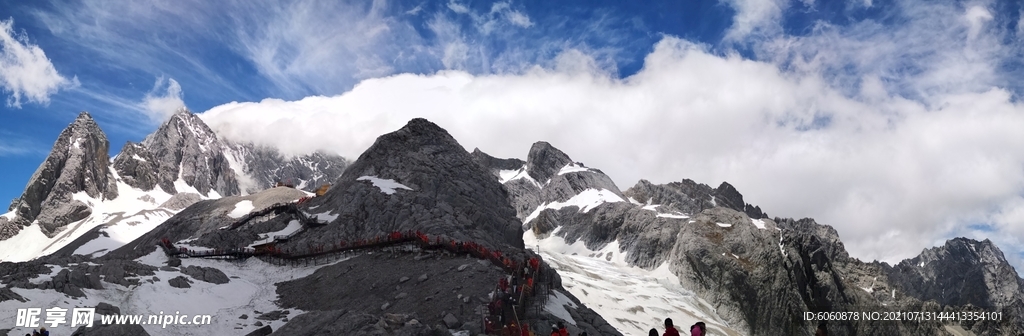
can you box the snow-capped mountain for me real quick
[476,142,1024,336]
[1,118,617,336]
[0,109,347,263]
[1,116,1021,336]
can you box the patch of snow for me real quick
[1,211,14,221]
[778,232,788,257]
[656,213,689,219]
[751,218,766,229]
[357,176,413,195]
[523,189,624,224]
[227,200,255,218]
[861,287,874,293]
[716,222,733,228]
[710,196,717,207]
[498,165,543,188]
[892,289,896,299]
[544,290,579,325]
[557,162,591,175]
[919,261,925,268]
[249,220,303,247]
[304,212,339,224]
[627,197,642,205]
[642,203,660,211]
[132,154,147,162]
[73,209,174,258]
[524,230,738,336]
[222,145,259,196]
[730,253,739,259]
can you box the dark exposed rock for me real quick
[256,310,288,320]
[168,276,192,288]
[95,302,120,315]
[244,325,273,336]
[525,141,573,184]
[0,287,27,302]
[470,148,525,172]
[180,265,229,284]
[4,111,118,239]
[111,141,158,191]
[286,118,524,251]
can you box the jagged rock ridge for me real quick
[1,112,118,239]
[475,143,1024,336]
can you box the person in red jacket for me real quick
[662,318,680,336]
[557,322,569,336]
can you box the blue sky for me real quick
[2,0,1024,273]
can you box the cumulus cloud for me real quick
[140,77,185,122]
[0,18,77,108]
[200,34,1024,274]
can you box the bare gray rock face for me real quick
[3,112,118,238]
[525,141,573,183]
[111,141,158,191]
[140,109,240,197]
[180,265,229,284]
[624,179,767,219]
[475,143,624,220]
[287,118,524,251]
[168,276,192,288]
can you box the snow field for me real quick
[357,176,414,195]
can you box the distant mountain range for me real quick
[0,114,1020,336]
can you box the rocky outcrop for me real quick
[3,112,118,239]
[623,179,767,219]
[111,141,158,191]
[477,143,623,220]
[525,141,573,184]
[180,265,229,284]
[158,192,202,211]
[139,109,239,197]
[471,148,525,172]
[288,118,524,250]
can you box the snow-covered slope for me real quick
[0,171,210,262]
[525,229,742,336]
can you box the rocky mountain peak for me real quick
[135,109,239,196]
[889,237,1024,312]
[471,148,525,172]
[297,118,524,250]
[0,111,118,239]
[525,141,573,183]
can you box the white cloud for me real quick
[722,0,789,41]
[0,18,77,108]
[964,5,993,40]
[447,0,470,14]
[140,77,185,122]
[199,34,1024,275]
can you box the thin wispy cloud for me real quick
[0,18,77,108]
